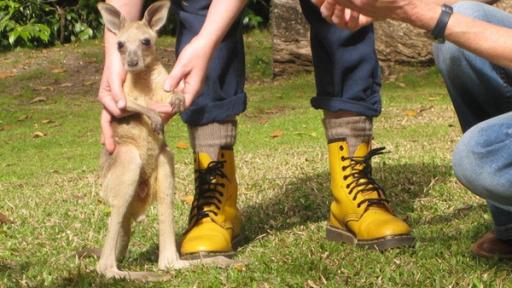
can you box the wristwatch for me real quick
[430,4,454,43]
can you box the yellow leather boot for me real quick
[180,147,241,259]
[326,138,414,250]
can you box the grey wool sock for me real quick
[322,113,373,155]
[187,120,237,161]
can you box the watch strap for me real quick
[431,4,454,43]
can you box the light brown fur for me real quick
[96,1,233,281]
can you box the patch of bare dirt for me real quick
[0,41,178,101]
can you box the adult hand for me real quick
[163,36,214,109]
[98,54,127,153]
[317,0,373,31]
[312,0,417,23]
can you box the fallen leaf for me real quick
[51,68,66,73]
[0,213,13,225]
[271,129,283,138]
[0,71,16,79]
[404,110,417,117]
[59,82,73,87]
[34,85,54,92]
[41,119,54,124]
[233,262,246,272]
[29,96,47,104]
[84,80,96,86]
[17,114,30,121]
[32,131,46,138]
[396,82,406,88]
[258,118,268,125]
[176,142,189,149]
[306,280,320,288]
[181,195,194,205]
[418,105,434,113]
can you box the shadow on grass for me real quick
[240,161,477,243]
[44,161,503,286]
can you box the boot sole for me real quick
[326,225,415,251]
[180,235,243,260]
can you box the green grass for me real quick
[1,30,510,287]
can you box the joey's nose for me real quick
[127,59,139,67]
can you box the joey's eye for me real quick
[117,41,125,50]
[141,38,151,47]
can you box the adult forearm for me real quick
[402,1,512,68]
[195,0,248,51]
[433,0,499,6]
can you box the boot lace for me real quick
[186,160,227,231]
[341,147,389,208]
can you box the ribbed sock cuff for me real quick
[322,115,373,155]
[188,120,237,160]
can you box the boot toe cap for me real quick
[356,210,412,240]
[180,223,233,255]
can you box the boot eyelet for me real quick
[343,175,348,180]
[339,146,344,151]
[341,156,346,161]
[342,166,348,171]
[345,184,350,189]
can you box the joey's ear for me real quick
[97,2,126,34]
[143,0,171,32]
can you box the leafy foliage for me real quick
[0,0,103,50]
[0,0,56,48]
[243,0,270,31]
[0,0,270,51]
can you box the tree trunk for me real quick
[271,0,312,77]
[271,0,512,76]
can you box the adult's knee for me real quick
[452,124,512,205]
[433,41,466,75]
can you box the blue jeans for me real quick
[434,1,512,240]
[173,0,382,126]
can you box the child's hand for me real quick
[163,36,214,109]
[98,53,127,154]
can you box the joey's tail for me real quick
[102,269,172,282]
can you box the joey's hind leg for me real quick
[115,213,132,262]
[155,149,183,270]
[97,145,142,277]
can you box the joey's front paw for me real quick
[149,115,164,135]
[169,93,185,113]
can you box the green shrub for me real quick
[0,0,56,48]
[0,0,270,51]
